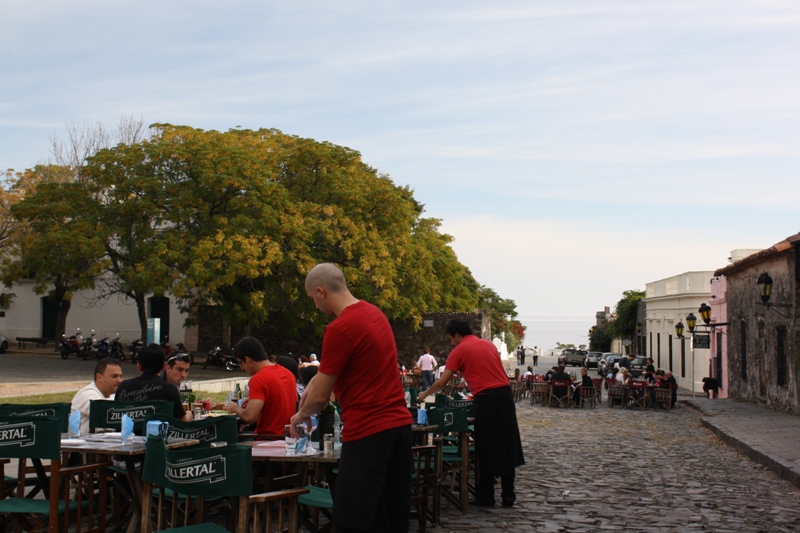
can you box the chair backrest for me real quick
[143,413,238,447]
[0,415,61,460]
[628,380,648,390]
[88,399,173,434]
[0,402,70,434]
[142,435,252,497]
[550,379,571,388]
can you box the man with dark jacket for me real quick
[115,343,190,421]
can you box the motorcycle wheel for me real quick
[81,349,89,361]
[203,359,210,369]
[225,360,241,372]
[60,345,69,359]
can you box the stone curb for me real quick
[681,399,800,489]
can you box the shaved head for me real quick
[305,263,348,293]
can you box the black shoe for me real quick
[469,499,495,508]
[501,494,516,507]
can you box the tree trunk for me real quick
[135,292,147,342]
[54,298,72,350]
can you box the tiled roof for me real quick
[714,231,800,277]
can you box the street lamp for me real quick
[675,304,730,398]
[698,303,712,325]
[756,272,772,304]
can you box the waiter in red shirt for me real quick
[419,318,525,507]
[291,263,412,533]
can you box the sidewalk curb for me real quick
[681,399,800,489]
[699,418,800,489]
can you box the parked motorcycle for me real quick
[129,338,144,365]
[160,336,172,357]
[109,334,126,361]
[79,330,98,361]
[60,328,81,360]
[174,342,193,363]
[94,334,111,359]
[203,345,240,371]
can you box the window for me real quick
[657,333,661,368]
[680,338,685,378]
[777,327,787,387]
[740,319,747,380]
[668,334,674,372]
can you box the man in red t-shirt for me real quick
[223,337,297,436]
[419,318,525,508]
[291,263,412,533]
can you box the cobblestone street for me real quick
[429,399,800,533]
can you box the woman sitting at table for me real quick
[572,367,594,406]
[615,367,631,385]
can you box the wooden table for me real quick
[61,434,199,533]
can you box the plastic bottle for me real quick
[404,388,411,408]
[333,408,341,446]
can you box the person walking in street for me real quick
[416,347,437,390]
[291,263,412,533]
[418,318,525,507]
[520,344,526,365]
[533,346,540,367]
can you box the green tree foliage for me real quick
[606,290,645,341]
[1,167,109,340]
[82,125,485,333]
[478,285,525,351]
[589,324,612,351]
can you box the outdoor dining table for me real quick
[244,440,341,493]
[60,433,199,533]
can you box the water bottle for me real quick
[404,388,411,408]
[333,408,341,446]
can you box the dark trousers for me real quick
[421,370,434,390]
[334,424,412,532]
[476,471,515,503]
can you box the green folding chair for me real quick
[0,403,71,434]
[141,436,308,533]
[0,403,71,500]
[142,413,238,448]
[88,399,173,434]
[0,416,110,533]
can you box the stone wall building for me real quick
[714,233,800,414]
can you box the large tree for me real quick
[83,125,484,334]
[606,289,645,348]
[1,168,109,341]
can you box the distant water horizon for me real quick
[516,315,595,354]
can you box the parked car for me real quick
[598,353,622,376]
[629,356,648,378]
[558,349,586,367]
[584,351,603,368]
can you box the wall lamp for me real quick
[756,272,792,317]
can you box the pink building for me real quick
[709,276,728,398]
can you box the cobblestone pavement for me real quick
[424,397,800,533]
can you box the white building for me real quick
[0,278,196,350]
[643,271,714,394]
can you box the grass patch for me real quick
[1,391,232,405]
[1,392,78,404]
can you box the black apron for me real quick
[473,386,525,476]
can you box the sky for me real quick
[2,1,799,346]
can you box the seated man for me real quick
[550,364,572,402]
[115,343,190,421]
[71,358,123,434]
[223,336,297,435]
[161,352,191,388]
[662,370,678,407]
[572,367,594,405]
[544,366,558,382]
